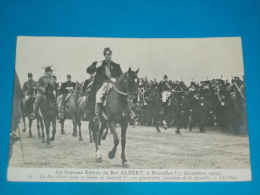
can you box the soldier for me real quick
[86,47,123,122]
[29,66,56,119]
[59,74,76,115]
[159,75,172,105]
[22,73,37,107]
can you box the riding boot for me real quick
[94,103,102,124]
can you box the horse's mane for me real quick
[116,72,128,84]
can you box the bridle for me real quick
[112,74,139,101]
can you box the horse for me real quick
[85,68,140,167]
[20,84,44,138]
[76,81,95,143]
[154,82,184,134]
[39,83,58,146]
[57,82,85,140]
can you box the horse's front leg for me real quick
[29,119,33,138]
[50,117,56,141]
[88,122,93,143]
[39,116,45,143]
[36,117,41,139]
[101,125,110,140]
[72,115,78,137]
[45,120,51,147]
[60,118,65,135]
[90,120,102,162]
[121,118,130,167]
[108,121,119,159]
[78,115,83,141]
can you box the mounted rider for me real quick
[22,73,37,107]
[29,66,56,119]
[59,74,76,117]
[86,47,123,122]
[159,75,172,104]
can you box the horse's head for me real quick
[124,67,140,100]
[45,83,56,100]
[74,81,83,96]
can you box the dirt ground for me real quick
[9,120,251,169]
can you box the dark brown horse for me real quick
[57,82,84,140]
[20,97,44,138]
[39,83,58,146]
[86,68,140,167]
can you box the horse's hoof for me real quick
[38,135,41,139]
[22,128,26,132]
[175,131,182,135]
[61,131,65,135]
[96,157,102,163]
[157,130,161,133]
[122,161,130,168]
[72,132,77,137]
[46,144,51,148]
[163,126,167,130]
[90,139,93,143]
[108,151,115,159]
[41,139,46,143]
[101,136,106,140]
[50,137,55,141]
[29,134,33,138]
[79,137,83,141]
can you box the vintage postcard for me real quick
[8,37,250,182]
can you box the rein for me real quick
[112,76,138,100]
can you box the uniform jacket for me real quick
[22,80,37,96]
[87,60,123,95]
[36,75,56,94]
[60,81,76,95]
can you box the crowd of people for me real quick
[132,74,247,134]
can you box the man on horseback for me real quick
[29,66,56,119]
[159,75,172,105]
[86,47,123,123]
[22,73,37,107]
[59,74,76,117]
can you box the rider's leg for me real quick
[29,93,43,120]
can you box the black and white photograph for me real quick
[8,36,250,182]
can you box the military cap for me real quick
[163,75,168,79]
[103,47,112,56]
[45,66,54,72]
[28,72,33,78]
[190,81,196,86]
[67,74,71,79]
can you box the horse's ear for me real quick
[135,68,139,75]
[128,67,132,74]
[76,81,79,85]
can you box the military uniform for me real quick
[59,80,76,111]
[33,74,56,110]
[22,79,37,107]
[86,60,123,112]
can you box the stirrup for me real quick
[29,113,36,120]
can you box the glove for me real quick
[111,78,116,83]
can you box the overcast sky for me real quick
[15,36,245,85]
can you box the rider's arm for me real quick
[36,77,45,93]
[87,61,101,74]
